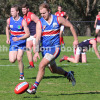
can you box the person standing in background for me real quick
[22,3,39,69]
[55,5,69,47]
[94,11,100,34]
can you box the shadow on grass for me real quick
[27,76,64,79]
[47,91,100,96]
[60,91,100,95]
[24,95,40,99]
[0,58,9,60]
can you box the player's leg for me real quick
[26,36,35,68]
[27,57,50,94]
[49,60,76,86]
[95,26,100,34]
[9,51,17,63]
[17,49,24,80]
[81,53,87,63]
[95,29,99,34]
[9,35,18,63]
[68,54,80,63]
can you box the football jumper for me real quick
[40,15,61,58]
[23,12,36,36]
[97,15,100,25]
[9,16,26,51]
[55,11,65,17]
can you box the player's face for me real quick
[40,8,50,20]
[10,8,18,18]
[98,12,100,16]
[58,6,62,12]
[22,8,28,15]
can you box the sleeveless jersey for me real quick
[78,38,96,50]
[23,12,36,35]
[40,15,60,47]
[55,11,65,17]
[97,15,100,25]
[9,16,25,35]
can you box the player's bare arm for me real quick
[58,17,78,46]
[31,14,39,24]
[90,40,100,59]
[6,18,10,44]
[33,21,42,62]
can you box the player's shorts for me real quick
[74,47,85,55]
[9,35,26,51]
[60,25,64,31]
[42,46,61,62]
[96,25,100,29]
[27,35,36,44]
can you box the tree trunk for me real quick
[85,25,91,36]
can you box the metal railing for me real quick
[0,20,95,36]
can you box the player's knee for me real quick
[39,63,45,71]
[9,59,16,63]
[17,57,22,62]
[74,60,79,63]
[82,61,86,63]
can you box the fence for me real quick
[0,20,95,36]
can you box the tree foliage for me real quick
[0,0,100,35]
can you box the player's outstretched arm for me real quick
[6,18,10,44]
[58,17,78,47]
[33,21,42,62]
[91,40,100,59]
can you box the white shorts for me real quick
[74,47,85,55]
[44,53,56,67]
[27,36,36,44]
[60,25,64,31]
[96,25,100,29]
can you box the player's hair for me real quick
[11,4,20,12]
[22,2,29,9]
[39,3,50,11]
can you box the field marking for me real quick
[0,65,17,66]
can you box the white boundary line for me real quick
[0,63,89,67]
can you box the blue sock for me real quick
[20,73,24,76]
[33,81,39,89]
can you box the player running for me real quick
[6,5,30,80]
[22,3,39,69]
[26,3,78,94]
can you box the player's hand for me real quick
[33,52,40,62]
[33,34,36,38]
[6,39,10,44]
[73,40,78,48]
[13,37,19,41]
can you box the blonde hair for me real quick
[39,3,50,11]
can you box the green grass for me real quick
[0,35,100,100]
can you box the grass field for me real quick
[0,35,100,100]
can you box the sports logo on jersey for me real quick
[53,23,58,28]
[61,14,64,16]
[10,25,13,28]
[43,25,46,30]
[18,25,22,29]
[27,18,30,22]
